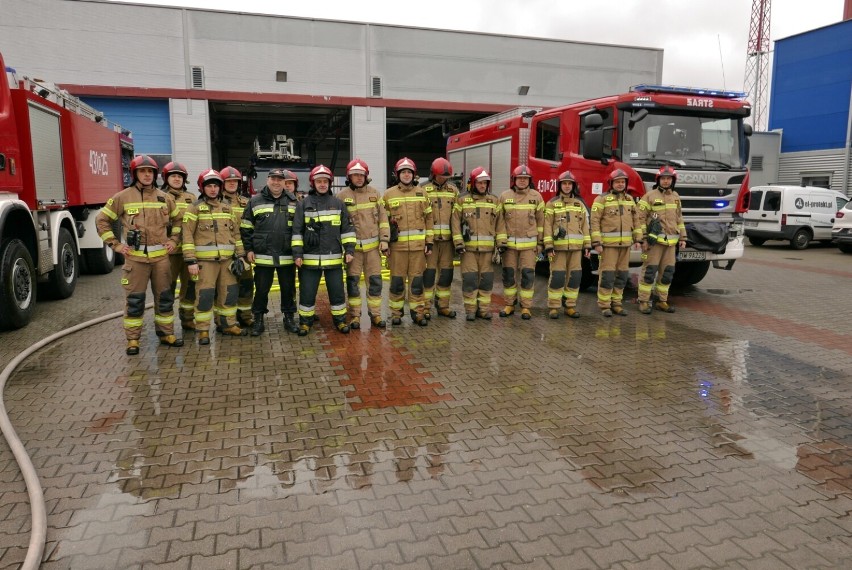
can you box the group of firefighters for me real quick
[96,155,687,356]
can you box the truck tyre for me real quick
[672,260,710,289]
[790,228,811,250]
[44,227,78,299]
[748,237,766,246]
[838,243,852,254]
[83,242,116,275]
[0,239,36,330]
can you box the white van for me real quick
[744,185,849,250]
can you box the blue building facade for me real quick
[768,19,852,193]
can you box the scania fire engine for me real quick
[0,51,132,329]
[447,85,753,288]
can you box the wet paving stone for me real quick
[2,245,852,569]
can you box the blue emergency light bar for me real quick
[632,84,747,99]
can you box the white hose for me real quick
[0,309,126,570]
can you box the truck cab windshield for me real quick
[620,110,746,171]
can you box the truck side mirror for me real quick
[744,123,753,136]
[583,129,605,162]
[583,113,603,129]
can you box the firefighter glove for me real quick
[456,245,466,254]
[554,226,566,239]
[230,257,246,277]
[389,219,399,243]
[545,246,554,256]
[425,243,433,254]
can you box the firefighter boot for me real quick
[369,313,386,328]
[639,301,652,315]
[283,313,299,334]
[159,335,184,347]
[466,313,476,321]
[126,340,140,356]
[181,320,196,333]
[601,308,613,317]
[437,308,456,318]
[414,314,429,327]
[612,306,628,317]
[565,307,580,319]
[391,317,402,326]
[335,319,350,334]
[221,324,248,336]
[199,331,210,345]
[298,323,310,336]
[656,301,676,313]
[251,314,265,336]
[476,310,493,320]
[549,309,560,319]
[349,317,360,330]
[499,305,515,317]
[521,308,532,320]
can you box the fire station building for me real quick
[2,0,662,190]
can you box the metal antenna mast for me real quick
[744,0,771,131]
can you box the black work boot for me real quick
[251,313,265,336]
[283,313,299,334]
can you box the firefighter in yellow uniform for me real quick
[637,165,687,314]
[590,169,643,317]
[337,158,390,329]
[451,167,499,320]
[543,170,591,319]
[96,155,184,355]
[496,165,544,320]
[382,157,434,326]
[182,169,249,344]
[422,157,460,319]
[161,161,197,332]
[220,166,254,327]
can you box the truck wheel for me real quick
[748,237,766,246]
[44,227,78,299]
[0,239,36,330]
[83,242,116,274]
[671,261,710,289]
[838,243,852,254]
[790,228,811,250]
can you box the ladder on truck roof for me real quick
[15,73,131,136]
[469,107,542,130]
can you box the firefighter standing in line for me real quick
[382,158,434,326]
[241,168,301,335]
[220,166,254,327]
[590,169,643,317]
[451,167,499,321]
[543,170,591,319]
[292,165,356,336]
[96,155,184,355]
[637,165,687,314]
[161,161,198,332]
[496,165,544,320]
[182,169,248,343]
[422,157,460,319]
[337,158,390,329]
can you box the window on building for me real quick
[801,174,830,189]
[534,116,560,162]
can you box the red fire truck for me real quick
[447,85,753,288]
[0,51,132,329]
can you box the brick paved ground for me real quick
[1,243,851,569]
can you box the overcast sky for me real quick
[111,0,846,90]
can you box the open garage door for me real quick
[210,102,351,194]
[385,109,489,187]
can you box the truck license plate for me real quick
[744,221,758,227]
[677,251,707,261]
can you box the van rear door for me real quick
[809,192,839,240]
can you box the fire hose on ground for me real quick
[0,308,133,570]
